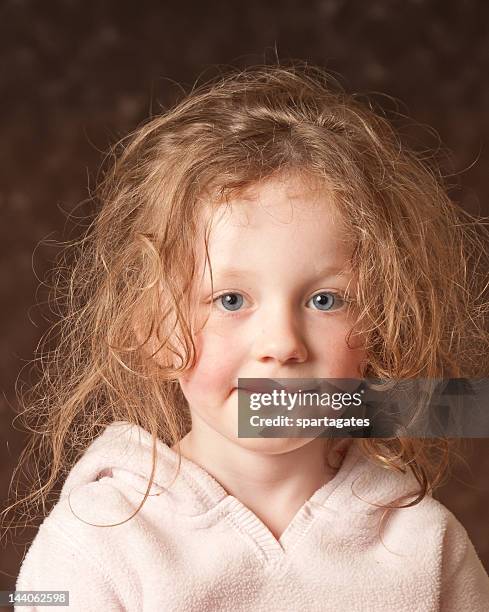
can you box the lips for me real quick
[237,378,319,394]
[271,379,319,394]
[279,385,319,394]
[237,379,279,394]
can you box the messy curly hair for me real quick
[2,61,488,535]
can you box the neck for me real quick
[172,416,347,540]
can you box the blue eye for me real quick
[216,293,244,311]
[307,292,342,311]
[212,291,345,314]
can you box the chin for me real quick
[230,435,316,455]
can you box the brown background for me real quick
[1,0,489,598]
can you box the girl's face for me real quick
[178,172,366,453]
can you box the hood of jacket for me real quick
[59,420,422,525]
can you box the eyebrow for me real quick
[210,264,350,281]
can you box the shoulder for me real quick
[16,478,152,610]
[379,490,471,553]
[43,469,168,551]
[382,493,489,598]
[345,448,480,553]
[347,453,486,572]
[423,498,489,584]
[419,497,489,609]
[385,493,476,548]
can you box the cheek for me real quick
[179,329,239,398]
[312,324,367,377]
[330,346,366,377]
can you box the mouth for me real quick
[236,380,278,395]
[236,379,319,395]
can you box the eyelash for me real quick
[211,290,350,317]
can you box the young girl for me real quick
[4,63,489,611]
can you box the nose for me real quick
[251,304,308,364]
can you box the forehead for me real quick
[211,171,340,219]
[197,173,353,269]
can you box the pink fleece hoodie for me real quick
[15,421,489,611]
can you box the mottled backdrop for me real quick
[1,0,488,598]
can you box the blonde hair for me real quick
[2,62,488,536]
